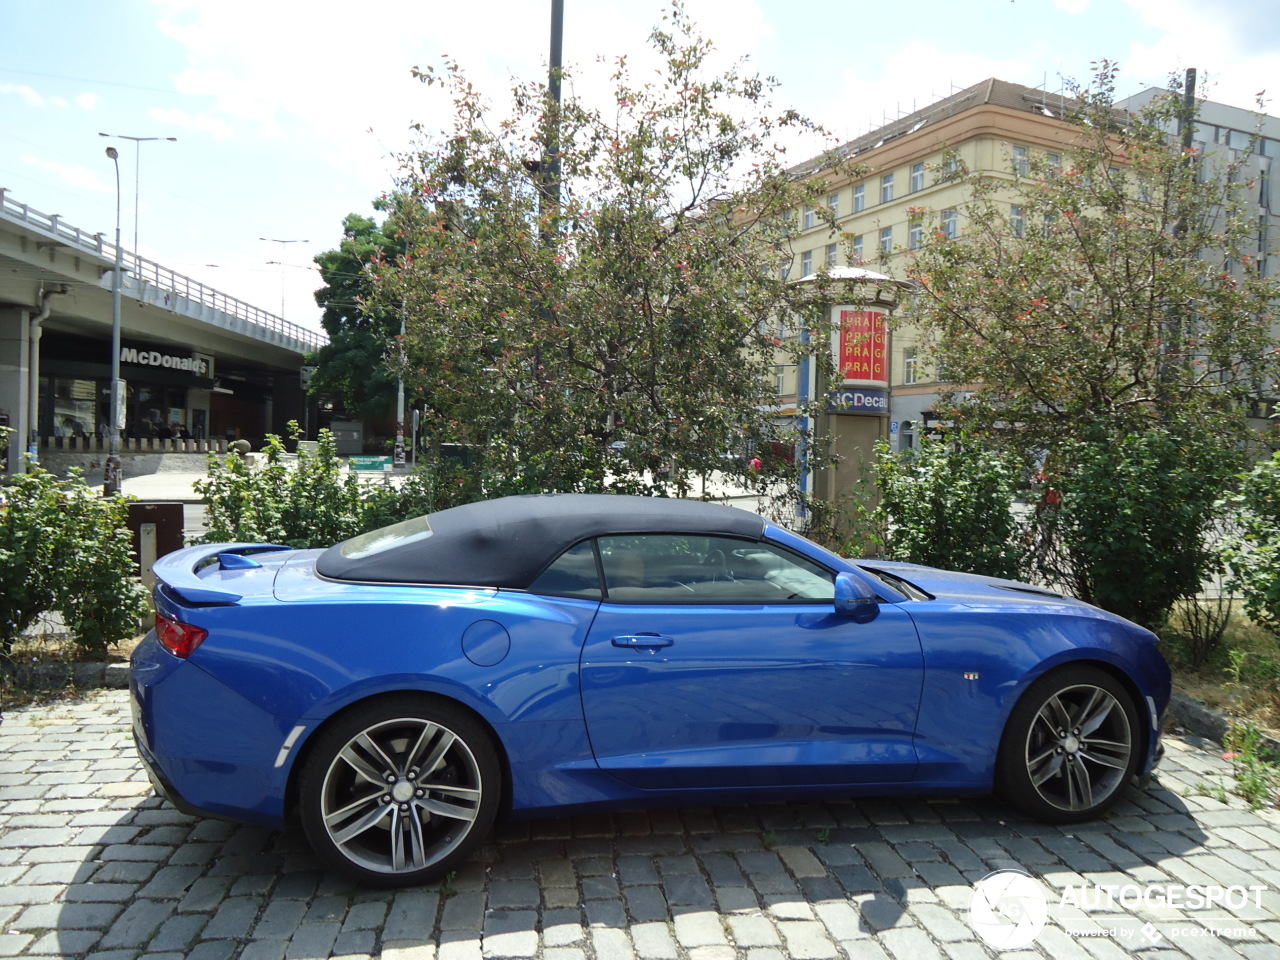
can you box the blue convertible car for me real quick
[131,494,1170,887]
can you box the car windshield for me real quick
[856,564,933,601]
[338,516,433,560]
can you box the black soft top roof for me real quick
[315,493,767,588]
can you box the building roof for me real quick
[791,78,1080,177]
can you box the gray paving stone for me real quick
[728,912,783,947]
[148,912,209,952]
[674,909,730,948]
[481,909,538,957]
[385,889,440,940]
[98,897,177,948]
[623,884,670,923]
[590,926,637,960]
[201,895,263,939]
[284,920,340,959]
[583,897,627,928]
[26,929,102,955]
[253,898,308,939]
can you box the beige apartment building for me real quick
[773,77,1279,505]
[774,77,1086,502]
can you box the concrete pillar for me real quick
[0,307,30,476]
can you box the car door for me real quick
[579,534,924,789]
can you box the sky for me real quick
[3,0,1279,336]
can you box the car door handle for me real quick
[612,634,674,648]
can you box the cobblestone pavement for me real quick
[3,691,1280,960]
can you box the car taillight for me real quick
[155,614,209,659]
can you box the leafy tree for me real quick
[370,5,848,500]
[308,204,408,421]
[898,65,1280,626]
[903,64,1279,450]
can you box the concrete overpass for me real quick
[0,188,327,473]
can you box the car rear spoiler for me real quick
[152,543,292,604]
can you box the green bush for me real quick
[0,467,149,658]
[1032,428,1234,631]
[198,425,485,549]
[1222,450,1280,635]
[874,434,1025,579]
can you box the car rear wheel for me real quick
[997,665,1140,823]
[299,696,500,887]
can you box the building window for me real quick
[879,226,893,256]
[826,242,838,267]
[829,193,840,218]
[1045,152,1061,177]
[908,223,923,249]
[1010,205,1025,238]
[910,162,925,193]
[801,249,813,275]
[852,234,864,262]
[941,209,958,240]
[1012,145,1030,177]
[880,173,894,204]
[853,184,865,213]
[802,207,815,230]
[903,347,919,385]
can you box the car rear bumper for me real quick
[130,633,297,829]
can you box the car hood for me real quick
[858,560,1136,620]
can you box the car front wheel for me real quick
[997,665,1140,823]
[299,696,501,887]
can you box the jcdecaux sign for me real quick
[829,388,888,414]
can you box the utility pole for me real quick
[104,147,124,496]
[98,133,176,264]
[260,237,309,318]
[395,300,406,468]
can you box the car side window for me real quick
[598,535,835,604]
[528,541,602,599]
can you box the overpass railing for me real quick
[0,188,326,353]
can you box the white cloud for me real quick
[1121,0,1280,111]
[1,84,46,108]
[75,93,100,110]
[820,43,1032,143]
[23,155,113,194]
[146,106,234,141]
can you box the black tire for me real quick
[996,665,1141,823]
[298,695,501,888]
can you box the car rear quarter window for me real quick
[338,515,433,560]
[527,541,603,599]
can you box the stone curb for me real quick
[3,660,131,691]
[1167,690,1280,757]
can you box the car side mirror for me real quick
[834,572,879,622]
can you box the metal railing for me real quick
[0,188,327,353]
[37,434,228,455]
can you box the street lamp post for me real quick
[97,133,176,263]
[104,147,124,497]
[260,237,309,318]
